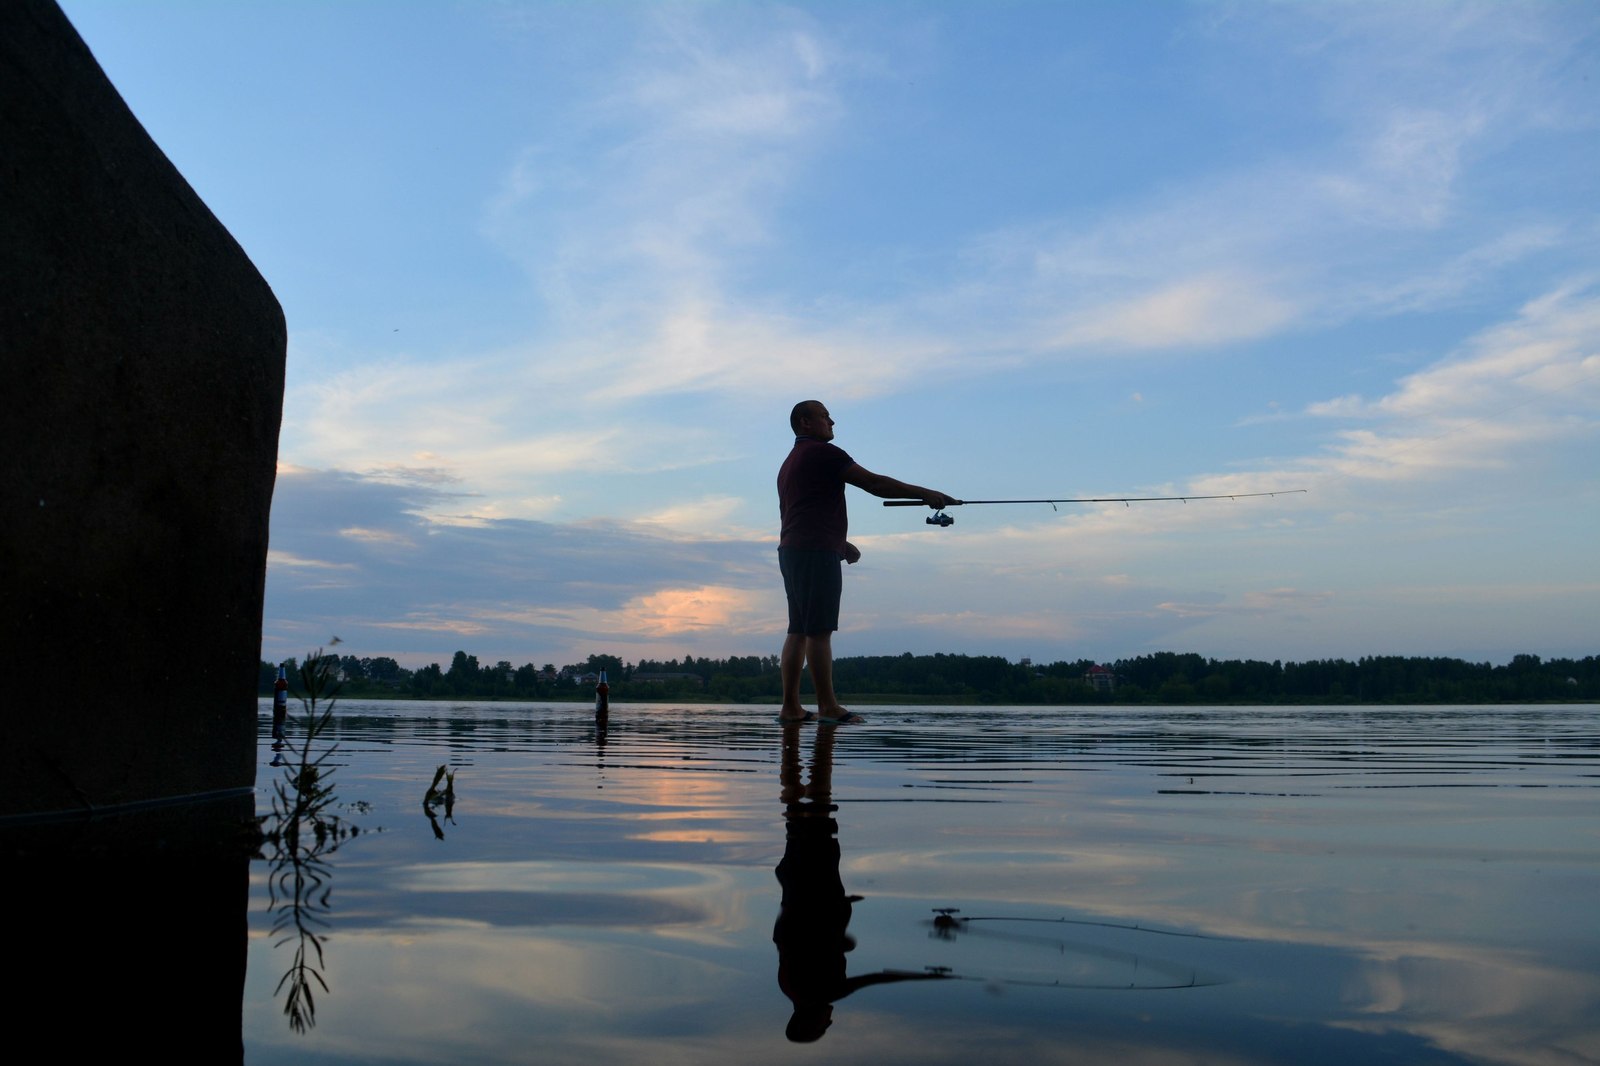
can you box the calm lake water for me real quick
[247,701,1599,1065]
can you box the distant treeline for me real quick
[259,650,1599,705]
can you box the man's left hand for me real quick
[843,541,861,565]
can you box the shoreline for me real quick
[260,692,1599,708]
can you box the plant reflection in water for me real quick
[257,644,362,1034]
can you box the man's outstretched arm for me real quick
[843,464,957,510]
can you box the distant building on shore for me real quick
[631,672,705,688]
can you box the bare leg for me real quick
[780,632,809,720]
[806,633,851,719]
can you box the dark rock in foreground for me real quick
[0,0,285,819]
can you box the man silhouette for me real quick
[776,400,955,724]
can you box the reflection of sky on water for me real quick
[247,703,1599,1064]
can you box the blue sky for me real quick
[62,1,1598,670]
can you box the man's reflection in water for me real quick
[774,723,943,1042]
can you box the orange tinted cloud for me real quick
[625,586,766,635]
[476,585,774,641]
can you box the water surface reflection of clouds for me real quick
[246,702,1599,1065]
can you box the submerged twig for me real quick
[423,765,458,840]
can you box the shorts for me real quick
[779,548,841,635]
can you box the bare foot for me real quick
[818,708,865,724]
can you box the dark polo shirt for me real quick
[777,437,856,554]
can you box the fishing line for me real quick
[882,362,1595,526]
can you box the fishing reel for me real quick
[931,907,964,939]
[927,510,954,527]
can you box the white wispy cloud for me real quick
[483,6,841,312]
[1297,282,1600,485]
[1050,274,1297,351]
[634,495,760,540]
[266,550,357,571]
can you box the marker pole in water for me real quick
[272,664,288,741]
[595,669,610,724]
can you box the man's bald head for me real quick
[790,400,827,434]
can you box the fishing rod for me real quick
[883,967,1223,991]
[930,908,1227,941]
[885,489,1306,526]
